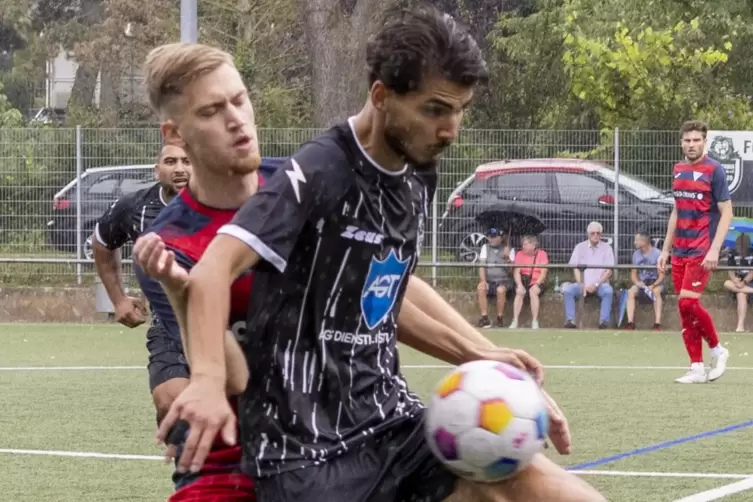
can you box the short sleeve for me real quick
[711,164,731,203]
[604,244,615,266]
[568,243,580,266]
[539,250,549,265]
[479,244,488,262]
[217,143,347,273]
[631,250,640,266]
[134,247,195,341]
[94,195,134,250]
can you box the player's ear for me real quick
[369,81,387,112]
[160,121,185,149]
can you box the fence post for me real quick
[431,189,438,288]
[613,127,620,277]
[75,125,82,285]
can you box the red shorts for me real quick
[671,256,711,294]
[169,471,254,501]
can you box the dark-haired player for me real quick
[93,144,191,329]
[659,120,732,384]
[132,42,285,501]
[155,6,604,502]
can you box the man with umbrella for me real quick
[476,227,515,328]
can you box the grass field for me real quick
[0,323,752,501]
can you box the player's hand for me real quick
[657,251,670,273]
[476,347,544,386]
[703,248,720,271]
[541,389,571,455]
[133,233,189,292]
[114,296,146,328]
[156,375,236,473]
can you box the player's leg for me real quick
[447,454,605,502]
[651,285,663,328]
[528,284,542,329]
[681,258,728,381]
[625,285,639,327]
[673,258,708,383]
[147,333,191,421]
[389,413,604,502]
[510,285,525,329]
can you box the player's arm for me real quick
[478,244,487,282]
[661,207,678,255]
[710,165,733,254]
[187,154,338,384]
[93,195,145,327]
[569,245,582,284]
[134,246,248,395]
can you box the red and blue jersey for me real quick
[136,157,285,344]
[672,155,730,257]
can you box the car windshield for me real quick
[597,168,665,200]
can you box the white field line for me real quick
[0,448,753,484]
[0,448,750,484]
[673,477,753,502]
[3,364,753,372]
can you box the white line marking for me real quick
[0,448,162,461]
[0,447,748,482]
[673,477,753,501]
[575,470,751,480]
[0,366,143,371]
[3,364,753,372]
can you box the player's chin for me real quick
[229,154,261,175]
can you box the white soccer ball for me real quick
[424,360,549,482]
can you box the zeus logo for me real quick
[286,159,306,203]
[341,225,385,245]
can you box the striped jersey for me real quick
[672,155,730,257]
[218,118,436,476]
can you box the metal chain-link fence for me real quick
[0,126,723,290]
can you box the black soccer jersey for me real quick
[218,118,436,476]
[94,182,168,251]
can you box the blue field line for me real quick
[567,420,753,471]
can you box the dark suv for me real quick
[46,165,156,259]
[439,159,673,264]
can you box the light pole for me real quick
[181,0,198,43]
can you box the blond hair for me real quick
[143,43,235,118]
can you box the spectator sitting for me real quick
[624,231,665,330]
[509,235,548,330]
[563,221,615,329]
[477,228,515,328]
[723,233,753,332]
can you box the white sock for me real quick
[690,362,705,371]
[710,345,725,357]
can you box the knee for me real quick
[600,284,613,297]
[477,282,487,292]
[496,287,507,297]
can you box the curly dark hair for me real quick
[365,4,488,94]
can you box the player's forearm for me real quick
[397,299,483,365]
[662,209,678,254]
[185,261,230,382]
[93,243,127,304]
[405,276,495,350]
[573,269,582,284]
[711,202,734,252]
[536,269,548,285]
[162,285,190,349]
[598,270,611,284]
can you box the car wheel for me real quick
[456,225,487,263]
[83,234,94,261]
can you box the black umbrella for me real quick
[475,206,547,238]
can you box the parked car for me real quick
[439,159,673,264]
[46,165,156,259]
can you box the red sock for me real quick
[689,300,720,349]
[678,298,703,363]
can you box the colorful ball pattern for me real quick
[424,360,549,482]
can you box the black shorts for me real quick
[520,275,546,295]
[145,322,189,392]
[487,279,513,297]
[253,412,458,502]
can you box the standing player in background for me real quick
[154,6,604,502]
[132,42,286,501]
[659,120,732,384]
[93,144,191,329]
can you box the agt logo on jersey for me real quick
[361,249,411,330]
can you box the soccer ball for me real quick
[424,360,549,482]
